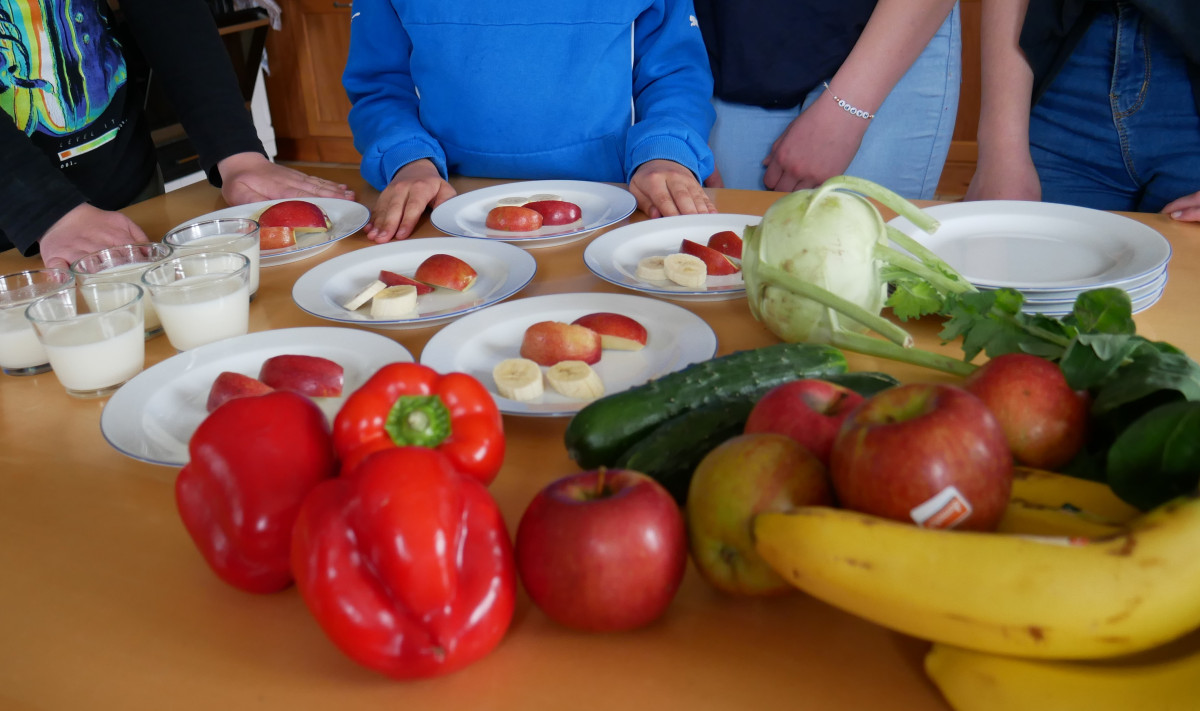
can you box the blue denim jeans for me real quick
[708,3,961,198]
[1030,3,1200,212]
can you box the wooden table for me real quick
[3,167,1197,710]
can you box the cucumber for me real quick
[564,342,848,469]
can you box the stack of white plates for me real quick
[888,201,1172,317]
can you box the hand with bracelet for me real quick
[762,81,876,193]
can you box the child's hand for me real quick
[366,159,456,242]
[629,159,717,219]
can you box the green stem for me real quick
[758,263,913,347]
[990,307,1074,349]
[829,330,979,378]
[824,175,941,236]
[877,244,975,297]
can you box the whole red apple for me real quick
[963,353,1089,470]
[514,469,687,632]
[830,383,1013,531]
[743,378,865,465]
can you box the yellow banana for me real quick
[995,498,1124,538]
[753,492,1200,659]
[924,632,1200,711]
[1009,466,1141,523]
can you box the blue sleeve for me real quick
[342,0,448,189]
[626,0,716,182]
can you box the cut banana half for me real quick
[494,196,529,207]
[663,253,707,289]
[635,255,668,282]
[342,279,387,311]
[546,360,604,400]
[369,284,418,318]
[526,193,562,202]
[492,358,544,401]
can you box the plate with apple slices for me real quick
[100,327,412,467]
[169,197,369,267]
[419,292,718,417]
[291,237,537,330]
[430,180,637,249]
[583,214,759,301]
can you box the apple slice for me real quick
[520,321,602,366]
[523,200,582,226]
[206,371,274,413]
[378,270,434,295]
[707,230,743,260]
[257,200,332,233]
[680,238,740,275]
[486,205,543,232]
[571,312,647,351]
[258,354,344,397]
[415,253,477,291]
[259,226,297,250]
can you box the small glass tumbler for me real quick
[70,242,174,339]
[141,251,251,352]
[0,268,75,376]
[25,281,146,398]
[163,218,261,297]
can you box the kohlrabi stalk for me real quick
[741,175,978,376]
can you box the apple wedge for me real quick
[258,354,344,397]
[486,205,543,232]
[520,321,602,366]
[206,371,274,413]
[257,200,332,233]
[379,270,434,295]
[415,253,477,291]
[523,200,582,226]
[259,226,297,250]
[572,312,647,351]
[707,230,743,260]
[680,238,740,275]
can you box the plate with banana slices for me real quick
[291,237,537,330]
[583,214,759,301]
[419,292,718,417]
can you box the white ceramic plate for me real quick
[100,327,412,467]
[169,198,370,267]
[1016,268,1168,306]
[887,201,1172,291]
[430,180,637,249]
[419,292,718,417]
[1020,284,1165,317]
[291,237,537,330]
[582,214,758,301]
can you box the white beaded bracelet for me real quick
[823,82,875,120]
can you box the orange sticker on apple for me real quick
[909,486,973,530]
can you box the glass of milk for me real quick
[141,251,251,352]
[70,242,174,340]
[25,281,146,398]
[162,218,260,297]
[0,268,76,376]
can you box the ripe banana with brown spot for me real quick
[1009,466,1142,523]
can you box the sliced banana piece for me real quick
[526,193,561,202]
[369,284,418,318]
[663,253,707,289]
[635,255,668,282]
[495,196,529,207]
[493,358,544,401]
[343,279,387,311]
[546,360,604,400]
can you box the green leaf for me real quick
[1072,288,1136,335]
[1091,341,1200,413]
[1058,333,1141,391]
[1107,401,1200,511]
[887,279,943,320]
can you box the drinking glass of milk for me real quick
[162,218,260,297]
[25,281,146,398]
[0,268,75,376]
[141,251,251,351]
[70,243,174,339]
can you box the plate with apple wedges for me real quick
[168,197,370,267]
[430,180,638,249]
[419,292,717,417]
[583,213,759,301]
[291,237,537,330]
[101,327,413,467]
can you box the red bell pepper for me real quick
[176,390,337,593]
[332,362,505,484]
[291,446,516,679]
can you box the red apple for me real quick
[830,383,1013,532]
[519,321,602,366]
[707,230,743,260]
[259,226,297,250]
[687,433,833,595]
[679,238,740,276]
[378,270,434,295]
[486,205,543,232]
[257,200,331,233]
[206,371,274,413]
[743,379,865,465]
[514,469,687,632]
[963,353,1089,471]
[258,354,344,397]
[570,312,647,351]
[523,200,582,226]
[414,253,477,291]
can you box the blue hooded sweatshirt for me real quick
[343,0,716,189]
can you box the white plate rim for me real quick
[1014,269,1168,305]
[100,327,413,467]
[290,237,537,330]
[1020,284,1166,316]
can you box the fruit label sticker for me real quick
[910,486,973,529]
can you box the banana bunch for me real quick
[753,468,1200,661]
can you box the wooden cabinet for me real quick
[262,0,360,164]
[936,0,982,199]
